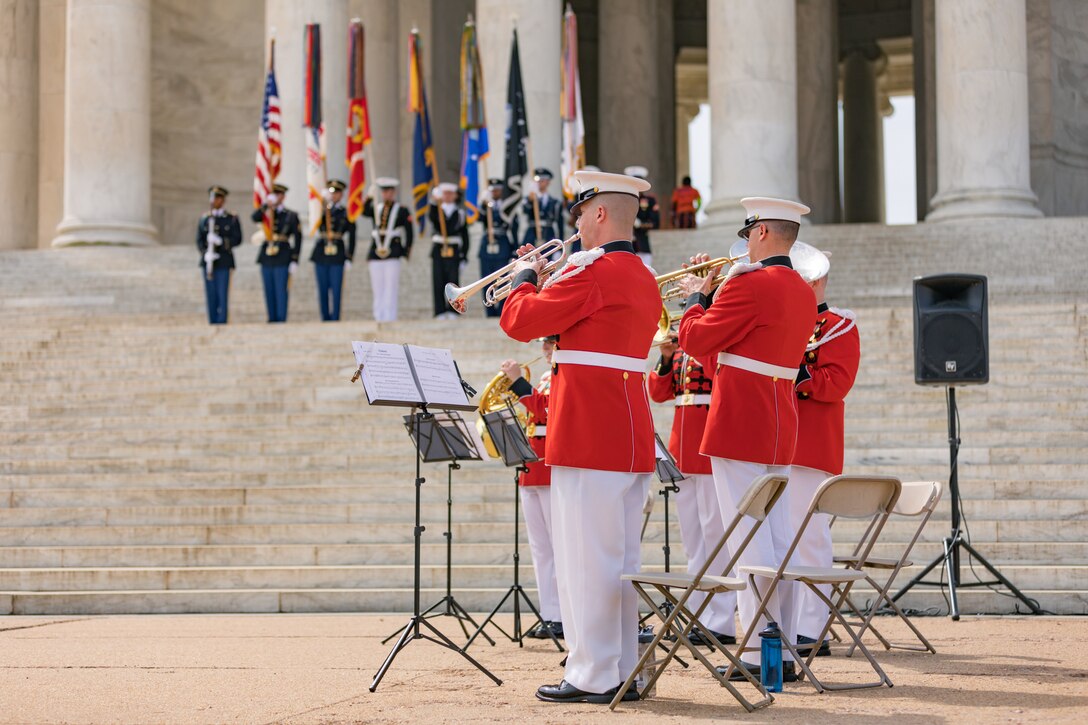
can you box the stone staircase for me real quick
[1,217,1086,615]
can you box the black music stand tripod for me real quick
[465,405,564,652]
[370,407,502,691]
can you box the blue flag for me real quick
[409,31,435,232]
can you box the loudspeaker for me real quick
[913,274,988,385]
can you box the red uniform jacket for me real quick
[500,240,661,473]
[678,256,817,465]
[511,373,551,486]
[794,304,860,475]
[647,351,713,476]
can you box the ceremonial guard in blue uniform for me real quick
[520,168,563,250]
[309,179,356,322]
[429,182,469,319]
[196,185,242,325]
[625,165,659,267]
[478,178,514,317]
[251,182,302,323]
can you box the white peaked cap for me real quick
[376,177,399,188]
[738,196,811,235]
[790,240,831,282]
[569,170,651,214]
[623,165,649,179]
[432,182,459,199]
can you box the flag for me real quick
[560,4,586,201]
[458,17,489,224]
[346,21,371,223]
[253,39,281,239]
[304,23,327,234]
[409,29,437,232]
[502,28,530,222]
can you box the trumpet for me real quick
[444,233,581,314]
[655,253,748,302]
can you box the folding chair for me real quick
[834,480,943,655]
[738,475,902,693]
[609,473,789,712]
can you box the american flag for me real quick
[253,40,281,238]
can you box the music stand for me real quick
[369,408,502,691]
[380,411,495,648]
[465,405,564,652]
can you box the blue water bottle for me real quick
[759,621,783,693]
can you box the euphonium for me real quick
[476,358,540,459]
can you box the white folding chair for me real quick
[610,473,789,712]
[737,475,902,692]
[835,480,943,655]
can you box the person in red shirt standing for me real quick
[670,176,701,229]
[648,334,738,646]
[501,170,661,704]
[500,335,562,640]
[677,197,816,681]
[788,246,860,657]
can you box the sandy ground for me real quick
[0,613,1086,724]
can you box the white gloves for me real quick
[207,232,222,247]
[344,260,352,271]
[288,262,298,275]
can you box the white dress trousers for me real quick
[520,485,561,622]
[367,258,401,322]
[709,456,795,665]
[550,465,649,694]
[785,464,834,640]
[675,473,737,636]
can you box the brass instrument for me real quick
[654,253,747,303]
[444,233,581,314]
[476,356,542,459]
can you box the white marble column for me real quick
[927,0,1041,221]
[704,0,799,227]
[37,0,64,249]
[675,102,700,182]
[0,0,38,250]
[352,0,400,183]
[264,0,350,227]
[841,46,886,223]
[476,0,562,182]
[54,0,156,247]
[796,0,839,225]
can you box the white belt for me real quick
[431,235,462,245]
[675,394,712,407]
[552,349,646,373]
[717,352,797,380]
[531,426,546,437]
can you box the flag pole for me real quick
[513,19,543,244]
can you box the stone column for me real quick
[675,102,701,182]
[0,0,38,250]
[37,0,65,249]
[264,0,350,228]
[796,0,839,225]
[704,0,799,227]
[928,0,1041,221]
[841,45,886,223]
[476,0,562,182]
[54,0,156,247]
[353,0,400,182]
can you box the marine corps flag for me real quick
[502,28,530,222]
[560,4,586,201]
[458,16,489,224]
[346,20,371,223]
[304,23,327,234]
[409,29,437,232]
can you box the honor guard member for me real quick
[501,335,562,639]
[501,170,661,704]
[624,166,658,267]
[196,185,242,325]
[678,197,817,681]
[429,182,469,319]
[521,168,563,251]
[479,179,515,318]
[309,179,357,322]
[251,183,302,323]
[647,336,737,647]
[671,176,702,229]
[363,178,413,322]
[788,245,860,657]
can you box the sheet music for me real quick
[406,345,471,409]
[654,436,669,460]
[352,341,423,405]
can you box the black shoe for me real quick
[547,621,565,640]
[536,680,638,704]
[525,622,546,639]
[718,661,797,683]
[689,628,737,647]
[797,635,831,657]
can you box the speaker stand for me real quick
[891,387,1042,619]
